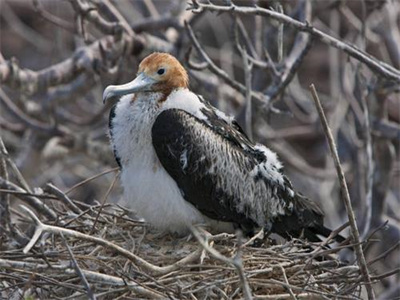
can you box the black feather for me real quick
[152,108,343,243]
[109,103,121,168]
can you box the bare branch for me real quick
[309,84,375,300]
[189,1,400,82]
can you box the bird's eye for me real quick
[157,68,165,75]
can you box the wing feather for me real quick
[152,109,296,233]
[151,108,338,242]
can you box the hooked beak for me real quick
[103,73,156,104]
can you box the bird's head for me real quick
[103,52,188,103]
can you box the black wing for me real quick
[152,108,336,242]
[108,103,121,168]
[152,109,259,233]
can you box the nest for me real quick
[1,200,364,299]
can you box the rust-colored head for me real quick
[103,53,188,103]
[139,52,188,92]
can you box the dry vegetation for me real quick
[0,0,399,299]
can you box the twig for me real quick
[33,0,76,33]
[44,183,82,214]
[65,167,119,195]
[0,137,10,230]
[309,84,375,300]
[0,178,57,221]
[92,0,135,37]
[0,258,164,299]
[277,4,284,63]
[61,232,96,300]
[185,21,267,106]
[360,84,374,239]
[240,48,253,140]
[242,228,264,248]
[191,226,253,300]
[302,222,350,260]
[70,0,123,36]
[370,268,400,281]
[235,17,259,59]
[90,170,119,233]
[0,88,66,136]
[279,265,297,300]
[367,240,400,266]
[263,0,312,104]
[20,205,201,276]
[1,2,52,53]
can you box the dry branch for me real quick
[309,84,375,300]
[189,0,400,82]
[20,205,202,277]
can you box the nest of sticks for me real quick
[0,196,368,300]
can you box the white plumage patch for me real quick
[251,144,284,185]
[161,89,208,121]
[110,93,205,234]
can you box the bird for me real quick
[103,52,343,243]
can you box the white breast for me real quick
[110,92,207,234]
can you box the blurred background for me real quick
[0,0,399,298]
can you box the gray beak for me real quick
[103,73,156,104]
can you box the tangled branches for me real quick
[1,0,400,298]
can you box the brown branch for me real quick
[309,84,375,300]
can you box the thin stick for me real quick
[61,232,96,300]
[277,4,284,63]
[309,84,375,300]
[90,170,119,234]
[0,137,10,230]
[191,226,253,300]
[0,177,57,221]
[65,167,119,195]
[279,265,296,300]
[45,183,82,214]
[241,48,253,140]
[0,258,164,299]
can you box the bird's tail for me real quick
[270,193,345,244]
